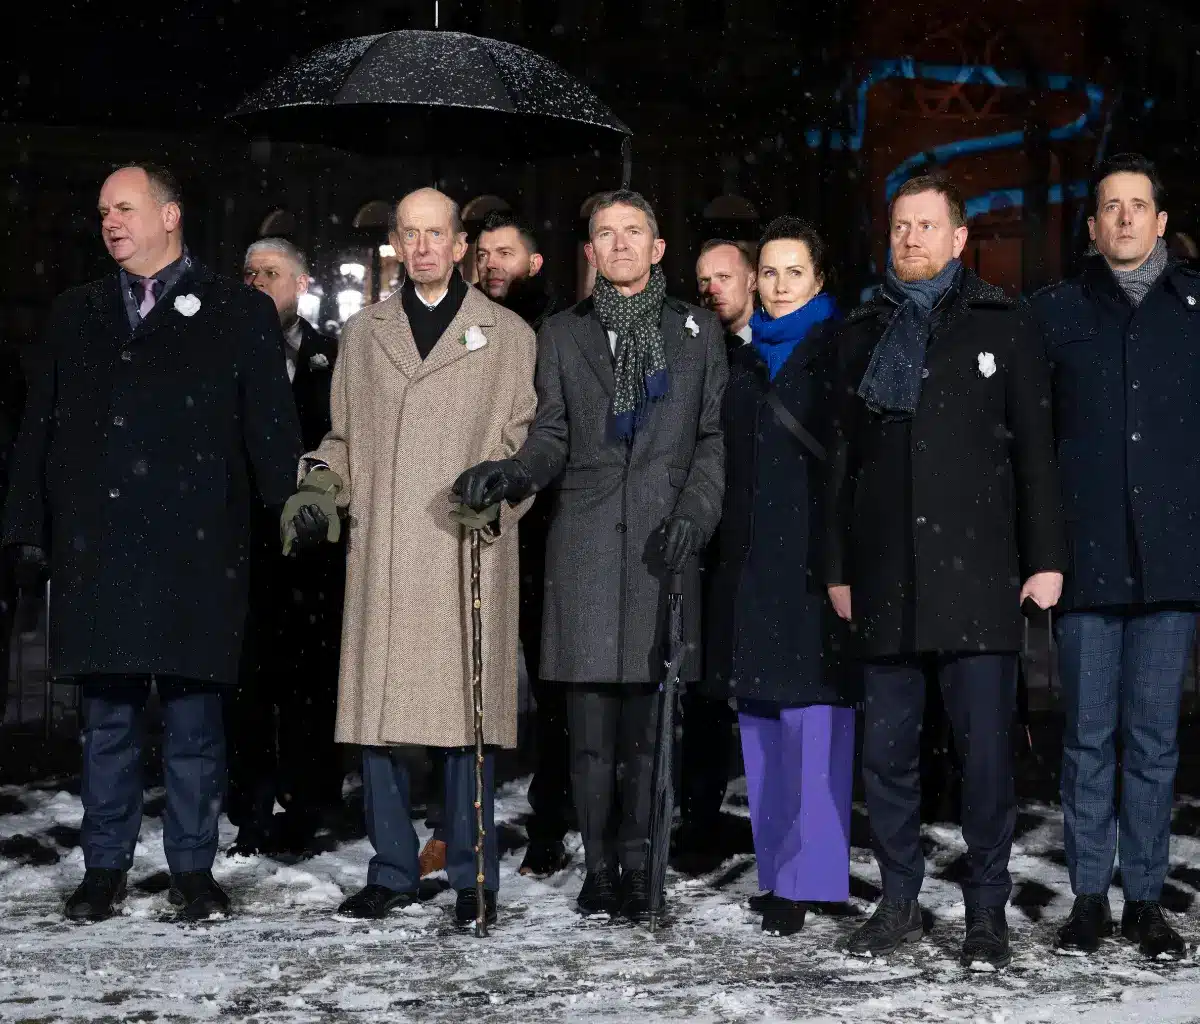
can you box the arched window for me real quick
[258,208,297,238]
[353,199,392,230]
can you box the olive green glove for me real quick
[281,467,343,556]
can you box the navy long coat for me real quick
[1031,255,1200,610]
[703,320,855,706]
[2,261,302,684]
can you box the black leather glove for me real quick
[10,544,49,591]
[452,458,533,512]
[289,505,331,551]
[661,515,702,573]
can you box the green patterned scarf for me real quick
[592,263,669,440]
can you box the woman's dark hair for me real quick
[757,215,831,286]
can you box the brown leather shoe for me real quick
[419,838,447,877]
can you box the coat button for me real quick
[1188,295,1197,306]
[1131,380,1140,390]
[616,523,627,533]
[921,368,930,379]
[1133,485,1142,495]
[108,487,121,499]
[112,415,125,427]
[916,515,927,526]
[1131,431,1142,442]
[915,441,927,452]
[120,350,132,362]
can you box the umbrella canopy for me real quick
[230,30,631,167]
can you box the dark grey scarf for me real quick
[1111,237,1169,306]
[591,262,669,440]
[857,257,963,419]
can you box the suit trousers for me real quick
[1056,609,1196,901]
[680,691,735,834]
[362,746,498,893]
[80,675,225,873]
[565,683,660,873]
[862,654,1017,907]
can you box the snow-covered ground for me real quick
[3,776,1200,1023]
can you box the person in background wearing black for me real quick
[224,238,344,857]
[0,342,26,692]
[476,210,573,876]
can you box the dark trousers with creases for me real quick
[680,691,735,834]
[80,674,225,873]
[362,746,498,893]
[566,683,660,873]
[862,653,1017,908]
[526,677,572,843]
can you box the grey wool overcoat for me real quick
[306,285,537,749]
[518,295,727,684]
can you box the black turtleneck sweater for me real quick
[401,271,469,359]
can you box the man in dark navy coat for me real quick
[2,164,301,922]
[826,175,1065,968]
[224,238,343,857]
[1031,154,1200,960]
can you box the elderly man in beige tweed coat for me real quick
[281,188,537,927]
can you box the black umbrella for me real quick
[230,30,632,183]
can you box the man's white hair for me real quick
[244,237,309,276]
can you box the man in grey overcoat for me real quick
[456,189,727,923]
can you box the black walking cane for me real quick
[647,571,687,933]
[450,502,500,938]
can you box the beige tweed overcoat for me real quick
[305,285,537,749]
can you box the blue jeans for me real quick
[1056,609,1196,901]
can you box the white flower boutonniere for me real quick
[684,314,700,337]
[462,326,488,352]
[309,352,330,370]
[977,351,997,378]
[174,293,201,317]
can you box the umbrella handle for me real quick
[668,571,685,598]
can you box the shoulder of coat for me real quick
[960,270,1016,310]
[843,297,887,326]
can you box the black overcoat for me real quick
[2,262,302,683]
[824,270,1066,658]
[704,320,856,706]
[1031,256,1200,610]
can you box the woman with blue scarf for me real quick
[704,216,857,936]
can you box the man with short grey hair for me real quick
[455,189,727,924]
[223,237,343,858]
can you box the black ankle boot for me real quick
[1122,901,1186,960]
[961,905,1011,969]
[843,898,923,955]
[64,868,127,922]
[577,866,620,918]
[1055,894,1113,954]
[761,898,807,936]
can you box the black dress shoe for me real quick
[519,839,570,878]
[1056,894,1112,953]
[1122,901,1186,960]
[670,823,726,877]
[620,868,658,924]
[762,897,808,936]
[455,888,498,927]
[961,905,1011,969]
[748,890,777,914]
[64,868,127,922]
[843,898,923,955]
[168,871,231,921]
[225,825,271,858]
[336,884,420,919]
[577,866,621,918]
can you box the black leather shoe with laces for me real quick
[168,871,231,921]
[336,884,419,919]
[454,888,498,927]
[843,898,923,955]
[64,868,127,922]
[1122,901,1186,960]
[1055,894,1113,953]
[961,905,1011,969]
[577,866,621,918]
[619,868,656,924]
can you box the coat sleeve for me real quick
[2,294,68,551]
[238,290,303,507]
[823,325,861,588]
[1007,306,1067,578]
[483,324,539,541]
[515,319,569,491]
[671,311,727,542]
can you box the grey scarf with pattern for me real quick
[592,262,669,440]
[1111,237,1169,306]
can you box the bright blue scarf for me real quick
[750,292,838,381]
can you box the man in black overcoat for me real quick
[2,164,301,922]
[224,237,344,857]
[825,175,1065,968]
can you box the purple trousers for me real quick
[740,704,856,902]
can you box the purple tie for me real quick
[137,278,159,318]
